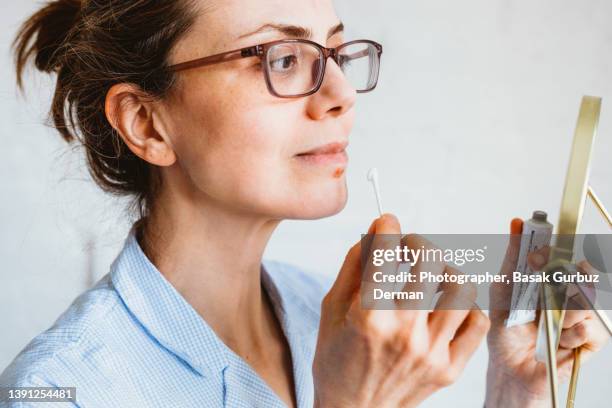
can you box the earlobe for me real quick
[104,83,177,167]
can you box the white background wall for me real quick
[2,0,611,406]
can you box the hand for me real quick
[485,218,610,408]
[312,214,490,408]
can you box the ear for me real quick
[104,83,176,167]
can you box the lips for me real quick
[295,141,349,166]
[296,141,349,156]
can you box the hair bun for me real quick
[12,0,198,219]
[13,0,81,82]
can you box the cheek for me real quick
[170,98,294,200]
[168,80,350,217]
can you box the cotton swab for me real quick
[366,167,384,216]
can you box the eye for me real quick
[267,44,303,74]
[269,54,298,73]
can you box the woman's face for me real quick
[161,0,357,220]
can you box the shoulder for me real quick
[262,259,334,312]
[0,275,127,389]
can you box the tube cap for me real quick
[532,210,548,222]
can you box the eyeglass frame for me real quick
[167,38,383,98]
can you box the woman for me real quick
[2,0,607,407]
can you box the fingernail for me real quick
[510,218,523,235]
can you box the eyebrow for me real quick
[238,22,344,40]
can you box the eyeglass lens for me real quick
[265,41,380,97]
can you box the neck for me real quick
[138,182,280,353]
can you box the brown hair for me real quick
[13,0,198,218]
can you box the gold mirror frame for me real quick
[537,96,612,407]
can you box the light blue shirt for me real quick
[1,226,332,407]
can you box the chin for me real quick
[290,182,348,220]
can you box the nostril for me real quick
[326,105,348,117]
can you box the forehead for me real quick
[180,0,341,54]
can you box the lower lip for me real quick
[295,151,348,166]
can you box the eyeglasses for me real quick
[168,39,383,98]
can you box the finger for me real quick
[436,265,477,303]
[562,309,591,329]
[577,259,598,275]
[500,218,524,277]
[429,309,470,348]
[489,218,523,319]
[510,218,523,235]
[559,319,591,350]
[497,218,523,284]
[428,298,472,346]
[328,240,363,306]
[565,286,593,312]
[448,307,490,372]
[359,217,379,261]
[572,260,599,307]
[361,214,402,309]
[560,260,599,314]
[363,213,402,282]
[556,347,577,371]
[429,274,478,343]
[399,233,446,309]
[327,218,379,305]
[559,316,610,352]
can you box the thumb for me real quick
[327,214,399,308]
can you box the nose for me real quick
[305,58,357,120]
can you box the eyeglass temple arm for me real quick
[336,48,377,66]
[168,46,259,72]
[344,49,370,59]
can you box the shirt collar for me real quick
[260,259,321,339]
[110,225,321,379]
[111,226,230,377]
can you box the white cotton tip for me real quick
[367,167,378,183]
